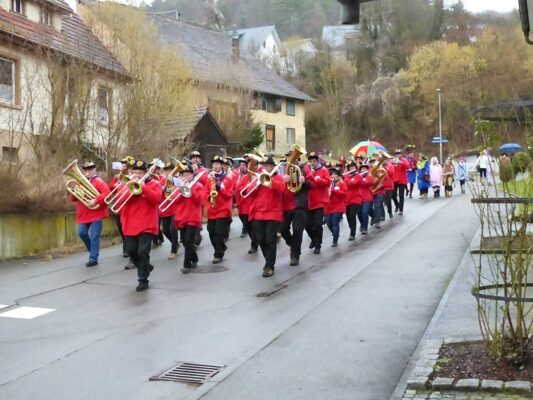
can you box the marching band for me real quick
[63,144,417,292]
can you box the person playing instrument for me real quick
[235,158,251,239]
[442,158,455,197]
[120,160,163,292]
[236,156,259,254]
[305,152,331,254]
[325,168,347,247]
[205,155,234,264]
[147,160,165,248]
[354,163,374,235]
[173,163,204,274]
[280,150,312,266]
[160,162,180,260]
[70,161,110,267]
[344,161,361,241]
[370,156,386,229]
[391,149,410,215]
[383,159,395,219]
[222,157,235,243]
[245,157,284,277]
[189,150,208,247]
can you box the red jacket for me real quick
[392,158,410,184]
[383,164,394,191]
[120,178,162,236]
[247,173,284,222]
[282,184,296,212]
[308,165,331,210]
[205,173,234,219]
[173,182,204,229]
[344,172,361,206]
[355,173,374,203]
[325,179,347,214]
[235,173,254,215]
[71,176,110,224]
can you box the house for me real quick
[148,14,314,156]
[234,25,282,69]
[280,38,318,76]
[0,0,129,170]
[322,25,360,60]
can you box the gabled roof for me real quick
[235,25,281,55]
[322,25,360,49]
[149,15,314,102]
[0,5,129,77]
[162,107,228,142]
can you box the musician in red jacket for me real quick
[70,161,110,267]
[245,157,284,277]
[159,162,180,260]
[121,160,163,292]
[236,157,259,254]
[343,161,361,241]
[391,149,410,215]
[383,160,395,219]
[173,163,204,274]
[354,163,374,235]
[325,168,347,247]
[205,155,235,264]
[305,152,331,254]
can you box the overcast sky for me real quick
[457,0,518,13]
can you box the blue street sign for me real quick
[432,138,448,144]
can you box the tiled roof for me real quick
[235,25,280,56]
[149,15,314,102]
[0,6,129,77]
[163,107,213,141]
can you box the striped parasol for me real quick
[349,140,387,158]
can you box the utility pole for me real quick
[437,88,443,164]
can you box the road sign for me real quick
[431,138,448,144]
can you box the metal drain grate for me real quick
[150,362,224,384]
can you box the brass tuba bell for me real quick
[286,144,307,193]
[62,159,101,210]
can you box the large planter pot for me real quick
[0,213,117,260]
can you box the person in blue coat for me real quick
[455,157,468,194]
[416,155,431,199]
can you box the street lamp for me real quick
[437,88,443,164]
[519,0,533,44]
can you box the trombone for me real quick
[240,163,282,199]
[62,159,101,210]
[106,160,159,214]
[159,169,208,213]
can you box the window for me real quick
[2,146,18,163]
[41,9,52,26]
[265,125,275,153]
[261,95,282,113]
[286,128,295,145]
[286,99,295,116]
[97,86,111,124]
[11,0,23,13]
[0,58,15,104]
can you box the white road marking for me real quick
[0,304,9,310]
[0,306,55,320]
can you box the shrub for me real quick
[512,152,530,174]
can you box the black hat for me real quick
[132,160,147,171]
[359,163,369,171]
[324,161,332,168]
[163,162,174,170]
[307,152,319,161]
[190,151,201,158]
[223,157,233,166]
[211,155,224,164]
[82,161,96,169]
[348,160,357,168]
[238,159,247,165]
[261,156,276,166]
[394,149,402,154]
[120,155,134,166]
[182,163,194,174]
[284,150,292,157]
[329,167,341,176]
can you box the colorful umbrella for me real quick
[349,140,387,158]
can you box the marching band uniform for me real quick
[235,159,250,239]
[236,162,259,254]
[391,150,410,215]
[120,160,162,292]
[71,161,110,267]
[306,152,331,255]
[173,164,204,274]
[205,156,235,263]
[108,157,133,258]
[406,149,418,198]
[246,157,284,277]
[383,161,395,219]
[355,164,373,234]
[280,162,312,266]
[325,168,347,247]
[160,163,180,259]
[344,161,362,241]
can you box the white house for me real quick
[235,25,282,69]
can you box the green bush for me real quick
[512,151,531,174]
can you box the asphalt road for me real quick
[0,191,479,400]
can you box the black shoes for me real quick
[332,241,338,247]
[212,257,223,264]
[262,266,274,277]
[240,232,247,238]
[309,241,315,249]
[348,235,355,241]
[313,247,321,255]
[85,260,98,267]
[136,281,149,292]
[191,262,198,269]
[248,247,258,254]
[289,257,299,266]
[124,262,136,270]
[389,213,393,219]
[122,253,129,258]
[361,230,368,235]
[375,223,381,229]
[399,211,403,215]
[181,267,191,274]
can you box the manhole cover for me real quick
[150,362,224,384]
[191,265,228,274]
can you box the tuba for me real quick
[286,144,307,193]
[62,160,101,210]
[370,150,392,193]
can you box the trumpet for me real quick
[163,160,187,198]
[159,169,208,213]
[62,160,101,210]
[106,160,159,213]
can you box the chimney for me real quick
[231,30,240,59]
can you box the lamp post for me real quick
[437,88,443,164]
[519,0,533,44]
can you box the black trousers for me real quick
[254,220,280,268]
[180,226,199,268]
[384,190,394,216]
[346,204,360,236]
[392,183,406,212]
[281,208,306,258]
[125,233,154,283]
[207,218,231,258]
[113,213,126,253]
[161,215,179,253]
[154,218,164,244]
[239,214,258,249]
[305,208,324,248]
